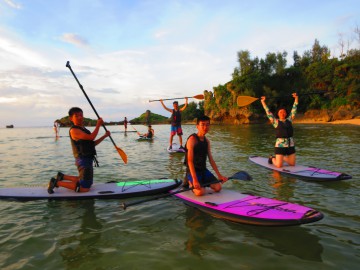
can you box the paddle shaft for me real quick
[149,95,204,103]
[237,90,325,107]
[265,91,323,101]
[130,124,140,135]
[65,61,118,148]
[121,171,251,209]
[121,185,193,209]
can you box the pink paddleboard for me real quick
[173,189,323,226]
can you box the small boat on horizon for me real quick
[6,125,14,128]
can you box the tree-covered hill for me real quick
[204,37,360,124]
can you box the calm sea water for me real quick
[0,124,359,270]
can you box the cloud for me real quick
[60,33,89,47]
[4,0,22,9]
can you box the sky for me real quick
[0,0,359,127]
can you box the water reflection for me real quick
[234,224,324,262]
[184,207,218,257]
[56,200,103,269]
[166,153,186,179]
[269,171,296,201]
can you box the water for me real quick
[0,124,359,270]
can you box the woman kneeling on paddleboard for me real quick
[47,107,110,194]
[261,93,298,168]
[184,115,228,196]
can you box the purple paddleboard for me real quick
[173,189,323,226]
[167,143,185,153]
[249,156,352,181]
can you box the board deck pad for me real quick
[249,156,352,181]
[167,143,185,153]
[0,179,181,200]
[173,189,323,226]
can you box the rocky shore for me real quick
[206,105,360,126]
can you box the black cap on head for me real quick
[173,101,178,104]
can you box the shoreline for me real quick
[294,118,360,126]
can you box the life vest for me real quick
[69,125,96,158]
[275,120,293,138]
[146,130,153,139]
[184,133,208,171]
[171,109,182,126]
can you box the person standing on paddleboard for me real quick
[184,115,228,196]
[261,93,299,168]
[123,117,128,132]
[160,98,188,150]
[47,107,110,194]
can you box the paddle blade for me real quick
[229,171,252,181]
[237,96,259,107]
[193,94,204,100]
[116,146,128,164]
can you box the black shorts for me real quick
[186,169,217,187]
[274,146,296,156]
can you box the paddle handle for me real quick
[66,61,118,147]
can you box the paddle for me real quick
[130,124,141,136]
[65,61,128,164]
[121,170,252,209]
[148,94,204,103]
[237,91,326,107]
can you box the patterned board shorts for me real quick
[170,125,183,136]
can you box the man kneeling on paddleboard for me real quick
[184,115,228,196]
[48,107,110,194]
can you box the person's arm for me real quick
[207,139,228,182]
[260,96,276,126]
[186,136,201,190]
[70,118,104,141]
[180,97,188,111]
[289,93,299,121]
[94,131,110,146]
[160,99,173,113]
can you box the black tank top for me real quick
[184,133,208,171]
[171,109,182,126]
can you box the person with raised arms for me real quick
[160,98,188,150]
[47,107,110,194]
[184,115,228,196]
[261,93,299,168]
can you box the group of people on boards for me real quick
[48,93,299,197]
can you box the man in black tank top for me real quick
[47,107,110,194]
[184,115,228,196]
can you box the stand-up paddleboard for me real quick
[0,179,181,201]
[137,136,153,141]
[167,143,185,153]
[173,189,323,226]
[249,156,352,181]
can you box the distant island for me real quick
[56,110,170,127]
